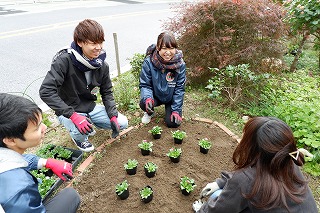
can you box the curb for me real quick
[65,118,240,188]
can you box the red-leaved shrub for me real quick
[164,0,287,83]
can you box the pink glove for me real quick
[170,112,182,125]
[110,116,120,138]
[45,158,73,181]
[70,112,93,135]
[145,98,154,115]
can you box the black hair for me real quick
[0,93,42,147]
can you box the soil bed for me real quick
[74,119,237,213]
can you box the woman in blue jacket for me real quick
[139,32,186,128]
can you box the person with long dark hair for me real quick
[193,116,318,212]
[139,32,186,128]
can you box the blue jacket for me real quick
[0,148,45,213]
[139,56,186,114]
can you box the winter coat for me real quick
[139,56,186,114]
[198,166,318,213]
[39,49,118,119]
[0,148,45,213]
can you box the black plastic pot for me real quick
[141,149,151,156]
[169,155,180,163]
[152,134,161,139]
[174,138,183,144]
[142,193,153,203]
[141,186,153,203]
[200,146,209,154]
[144,168,156,178]
[181,189,191,196]
[126,167,137,175]
[117,189,129,200]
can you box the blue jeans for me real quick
[58,105,128,142]
[210,189,222,199]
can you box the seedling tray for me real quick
[42,147,83,202]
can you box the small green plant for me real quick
[30,171,56,198]
[139,186,153,199]
[36,144,55,158]
[124,159,138,170]
[166,147,182,158]
[148,126,163,135]
[180,176,196,193]
[36,144,73,160]
[198,138,212,149]
[42,112,53,128]
[53,146,72,160]
[144,162,158,173]
[171,130,187,140]
[138,140,153,151]
[115,180,130,195]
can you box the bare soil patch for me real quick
[74,119,237,213]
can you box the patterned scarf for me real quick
[69,41,106,72]
[146,44,184,71]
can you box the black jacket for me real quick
[199,166,318,213]
[39,49,118,118]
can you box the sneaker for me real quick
[88,129,96,137]
[141,112,154,124]
[71,138,94,152]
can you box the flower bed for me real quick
[74,120,238,212]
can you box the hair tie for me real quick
[289,150,300,160]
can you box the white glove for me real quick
[298,148,314,158]
[200,182,220,198]
[192,200,203,212]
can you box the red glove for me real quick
[170,112,182,125]
[45,158,73,181]
[70,112,93,135]
[145,98,154,115]
[110,116,120,138]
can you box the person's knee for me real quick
[63,187,81,205]
[118,115,128,129]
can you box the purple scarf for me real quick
[146,44,184,71]
[70,41,106,72]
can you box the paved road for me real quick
[0,0,184,107]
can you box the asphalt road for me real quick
[0,0,183,107]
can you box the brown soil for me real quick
[74,119,238,213]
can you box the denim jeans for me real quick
[58,105,128,142]
[210,189,223,199]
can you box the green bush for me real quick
[112,72,140,112]
[206,64,270,105]
[164,0,286,82]
[129,53,145,81]
[244,70,320,149]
